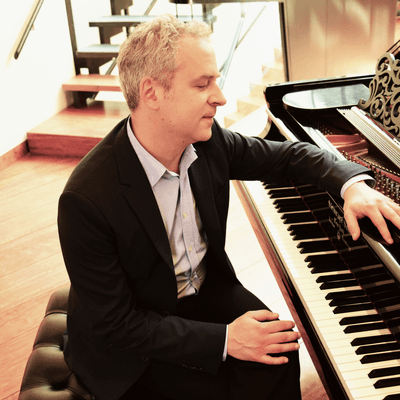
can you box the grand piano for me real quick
[234,41,400,400]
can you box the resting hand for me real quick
[227,310,301,365]
[343,181,400,244]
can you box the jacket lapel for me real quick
[189,147,224,251]
[114,121,174,272]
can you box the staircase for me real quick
[27,0,283,157]
[63,0,216,107]
[224,49,285,128]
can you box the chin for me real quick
[197,128,213,142]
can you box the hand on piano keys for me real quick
[227,309,301,365]
[343,181,400,245]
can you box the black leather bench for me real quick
[19,286,170,400]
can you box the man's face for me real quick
[158,35,227,147]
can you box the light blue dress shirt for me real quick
[126,120,207,299]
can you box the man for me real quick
[58,14,400,400]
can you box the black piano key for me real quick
[347,259,382,271]
[383,395,400,400]
[376,297,400,310]
[298,240,336,253]
[340,314,382,325]
[382,309,400,321]
[268,188,298,198]
[356,342,400,355]
[316,273,354,283]
[333,303,375,314]
[344,321,387,333]
[273,197,302,207]
[309,260,348,271]
[359,273,395,286]
[372,291,400,303]
[365,283,399,296]
[369,366,400,378]
[320,279,359,290]
[281,211,315,224]
[308,260,346,271]
[292,230,330,240]
[361,351,400,364]
[262,182,294,189]
[351,333,396,346]
[297,186,324,196]
[305,253,342,263]
[325,289,365,300]
[275,202,308,213]
[353,266,386,278]
[341,247,377,261]
[329,295,370,307]
[387,318,400,329]
[313,208,336,220]
[289,224,337,239]
[375,377,400,389]
[329,295,369,306]
[311,265,350,274]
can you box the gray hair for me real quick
[117,14,212,110]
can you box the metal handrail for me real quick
[14,0,45,59]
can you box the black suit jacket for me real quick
[58,118,372,400]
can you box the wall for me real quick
[0,0,75,158]
[284,0,397,81]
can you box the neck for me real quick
[130,112,184,174]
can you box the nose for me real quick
[209,84,227,107]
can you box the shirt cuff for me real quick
[223,325,228,361]
[340,174,375,199]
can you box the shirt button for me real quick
[188,246,192,252]
[183,212,187,218]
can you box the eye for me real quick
[197,81,210,89]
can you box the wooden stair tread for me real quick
[27,100,129,157]
[89,14,215,28]
[62,74,121,92]
[76,44,120,58]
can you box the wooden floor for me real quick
[0,155,79,400]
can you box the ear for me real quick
[139,77,161,110]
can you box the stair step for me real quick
[27,100,129,157]
[89,14,216,29]
[76,44,120,59]
[236,95,265,115]
[62,74,121,93]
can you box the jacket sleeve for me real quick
[211,122,374,197]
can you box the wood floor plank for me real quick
[0,178,71,223]
[0,225,60,279]
[0,329,38,398]
[0,155,78,187]
[0,201,59,246]
[0,253,69,315]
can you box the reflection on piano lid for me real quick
[235,39,400,400]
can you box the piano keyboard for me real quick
[242,179,400,400]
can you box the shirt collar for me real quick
[126,117,197,187]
